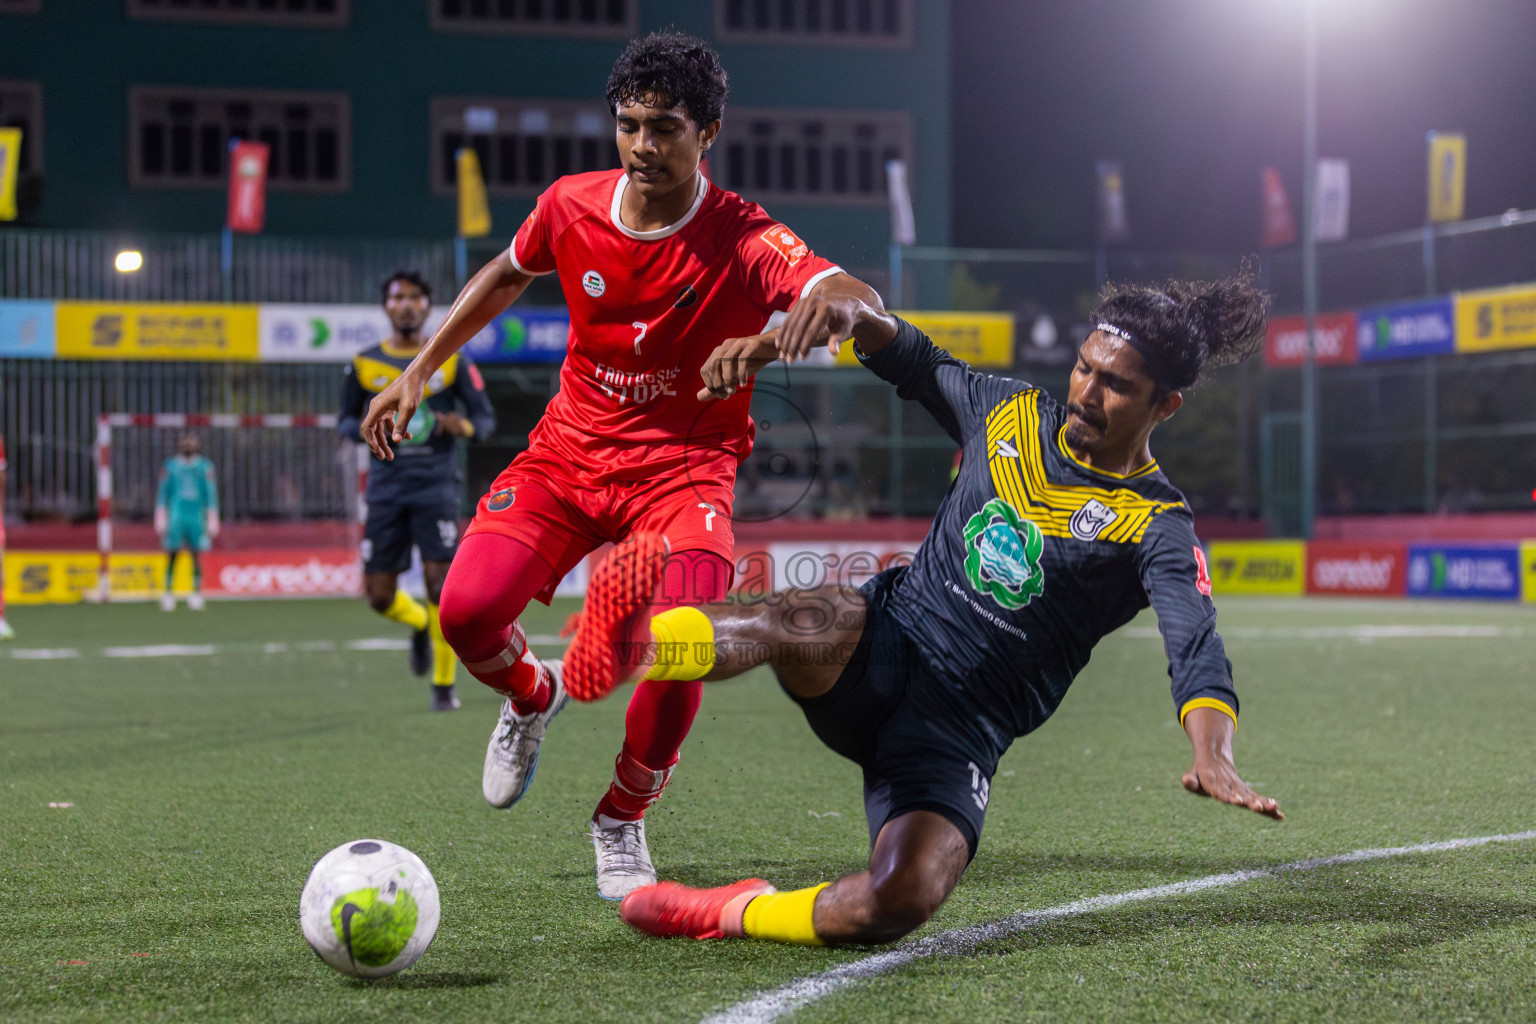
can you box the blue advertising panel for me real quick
[0,300,56,358]
[1356,297,1455,362]
[1406,543,1522,600]
[462,307,569,365]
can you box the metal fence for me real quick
[1,359,349,524]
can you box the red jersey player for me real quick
[360,32,888,899]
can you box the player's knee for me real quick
[861,865,948,941]
[364,582,396,613]
[435,584,492,655]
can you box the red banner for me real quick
[204,548,359,597]
[1261,167,1297,248]
[1306,541,1407,596]
[1264,312,1358,367]
[226,141,270,234]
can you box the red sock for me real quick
[439,532,556,714]
[595,549,729,822]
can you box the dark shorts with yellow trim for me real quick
[781,567,1000,862]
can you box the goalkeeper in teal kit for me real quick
[155,434,219,611]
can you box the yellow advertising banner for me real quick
[0,126,20,222]
[1427,132,1466,224]
[56,302,260,361]
[1454,285,1536,353]
[456,148,492,239]
[833,311,1015,369]
[1521,541,1536,604]
[3,551,192,604]
[1205,540,1306,596]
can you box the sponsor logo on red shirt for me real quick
[760,224,809,266]
[1192,545,1213,597]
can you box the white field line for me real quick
[702,829,1536,1024]
[2,633,569,661]
[1118,624,1520,641]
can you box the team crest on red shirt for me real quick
[760,224,809,266]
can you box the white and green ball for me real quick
[300,839,440,978]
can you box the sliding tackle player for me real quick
[564,272,1284,945]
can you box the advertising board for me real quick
[1406,543,1521,600]
[1305,541,1407,596]
[1204,540,1306,596]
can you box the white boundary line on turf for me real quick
[701,829,1536,1024]
[1,634,568,661]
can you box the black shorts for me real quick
[781,568,1001,861]
[361,497,460,575]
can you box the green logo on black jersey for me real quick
[963,498,1045,610]
[399,404,436,446]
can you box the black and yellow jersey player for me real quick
[338,271,496,710]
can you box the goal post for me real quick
[94,412,360,602]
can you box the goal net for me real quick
[93,413,362,601]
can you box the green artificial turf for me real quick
[1,595,1534,1023]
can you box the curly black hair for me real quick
[380,269,432,304]
[1092,268,1268,393]
[606,31,729,127]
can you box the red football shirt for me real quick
[509,169,842,479]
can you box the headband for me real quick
[1096,322,1181,391]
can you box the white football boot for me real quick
[590,814,657,900]
[159,593,176,612]
[187,592,205,611]
[482,660,568,808]
[0,617,14,640]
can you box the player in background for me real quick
[0,437,12,640]
[359,32,885,899]
[565,274,1283,945]
[154,434,219,612]
[339,271,497,712]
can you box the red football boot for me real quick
[563,532,670,702]
[619,879,777,940]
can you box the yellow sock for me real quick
[428,603,456,686]
[741,884,828,946]
[381,589,429,632]
[642,607,715,681]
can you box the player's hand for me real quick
[775,274,894,363]
[698,332,781,402]
[153,507,167,537]
[206,511,221,539]
[1180,705,1282,820]
[360,372,426,460]
[436,411,471,437]
[1182,760,1283,820]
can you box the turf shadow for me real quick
[347,970,502,989]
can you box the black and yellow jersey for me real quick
[338,343,497,504]
[857,318,1237,753]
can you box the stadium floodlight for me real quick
[115,250,143,273]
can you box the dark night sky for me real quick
[950,0,1536,253]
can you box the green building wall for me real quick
[1,1,950,270]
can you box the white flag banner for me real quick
[1313,158,1351,242]
[886,159,916,245]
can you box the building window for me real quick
[129,87,350,192]
[0,0,42,13]
[127,0,349,26]
[716,0,911,46]
[431,0,635,37]
[431,97,621,198]
[718,108,909,206]
[0,81,42,174]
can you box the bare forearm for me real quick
[405,252,530,382]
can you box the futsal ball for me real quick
[299,839,440,978]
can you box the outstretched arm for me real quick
[1181,706,1283,820]
[360,251,531,459]
[697,274,897,401]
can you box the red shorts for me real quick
[465,441,737,604]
